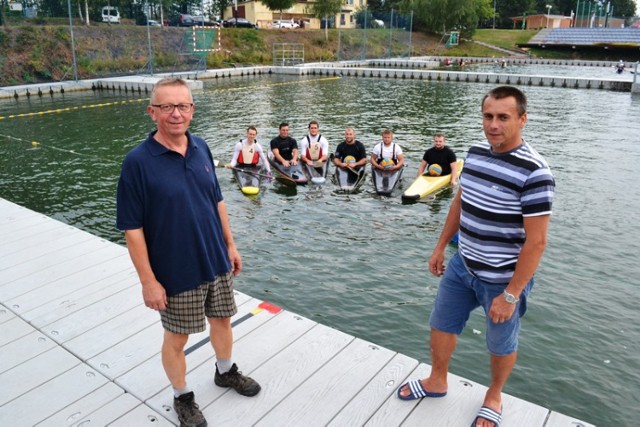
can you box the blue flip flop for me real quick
[397,379,447,401]
[471,406,502,427]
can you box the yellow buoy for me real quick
[31,141,39,147]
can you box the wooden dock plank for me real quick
[35,383,126,427]
[17,267,138,326]
[0,364,109,426]
[0,214,59,242]
[0,222,89,262]
[0,302,16,325]
[0,346,80,406]
[0,330,57,375]
[41,286,145,344]
[0,240,126,298]
[107,403,175,426]
[255,337,397,426]
[0,315,34,346]
[328,352,420,426]
[545,411,596,427]
[64,304,159,360]
[177,321,354,426]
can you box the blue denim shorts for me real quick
[429,252,533,356]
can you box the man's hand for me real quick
[428,250,447,276]
[142,279,167,311]
[489,294,517,324]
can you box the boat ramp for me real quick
[0,197,593,426]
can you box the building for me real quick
[223,0,367,29]
[511,14,573,30]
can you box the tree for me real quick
[261,0,296,21]
[413,0,483,38]
[310,0,342,40]
[494,0,535,28]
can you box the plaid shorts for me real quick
[160,271,237,335]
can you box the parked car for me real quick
[273,19,299,29]
[169,14,195,26]
[101,6,120,24]
[223,17,258,29]
[136,16,162,26]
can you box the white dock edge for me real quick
[0,197,594,426]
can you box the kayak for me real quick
[267,152,308,185]
[302,160,329,185]
[334,165,366,192]
[231,164,265,195]
[401,159,464,201]
[371,165,404,196]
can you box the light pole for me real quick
[546,4,552,28]
[493,0,496,29]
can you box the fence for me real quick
[336,10,414,62]
[272,44,305,66]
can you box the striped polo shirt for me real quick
[458,140,555,284]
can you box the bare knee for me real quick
[208,317,231,330]
[163,330,189,353]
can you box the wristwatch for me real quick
[503,290,519,304]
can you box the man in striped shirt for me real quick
[397,86,555,427]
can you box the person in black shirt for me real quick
[333,128,367,169]
[269,122,298,167]
[416,132,458,186]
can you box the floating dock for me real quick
[0,197,593,426]
[0,57,635,100]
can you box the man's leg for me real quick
[474,352,517,427]
[208,317,232,360]
[161,330,189,389]
[398,327,455,398]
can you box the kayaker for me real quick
[299,120,329,168]
[116,77,261,427]
[228,125,271,175]
[269,122,298,167]
[397,86,555,427]
[370,129,405,171]
[333,127,367,169]
[415,132,458,186]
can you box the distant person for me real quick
[333,127,367,169]
[397,86,555,427]
[299,120,329,168]
[270,122,298,167]
[370,129,405,171]
[228,125,271,175]
[117,77,261,427]
[615,60,625,74]
[416,132,458,186]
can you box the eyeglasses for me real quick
[150,103,194,114]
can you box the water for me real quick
[1,72,639,426]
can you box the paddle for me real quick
[228,165,273,181]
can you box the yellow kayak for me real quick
[401,159,464,201]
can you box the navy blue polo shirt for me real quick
[116,131,231,296]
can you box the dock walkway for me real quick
[0,198,593,426]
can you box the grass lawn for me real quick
[474,29,539,49]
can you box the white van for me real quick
[102,6,120,24]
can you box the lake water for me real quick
[1,70,639,426]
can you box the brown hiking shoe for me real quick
[173,391,207,427]
[214,363,261,397]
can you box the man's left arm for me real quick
[218,200,242,276]
[489,214,550,322]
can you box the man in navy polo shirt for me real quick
[117,77,260,427]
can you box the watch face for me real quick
[504,291,517,304]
